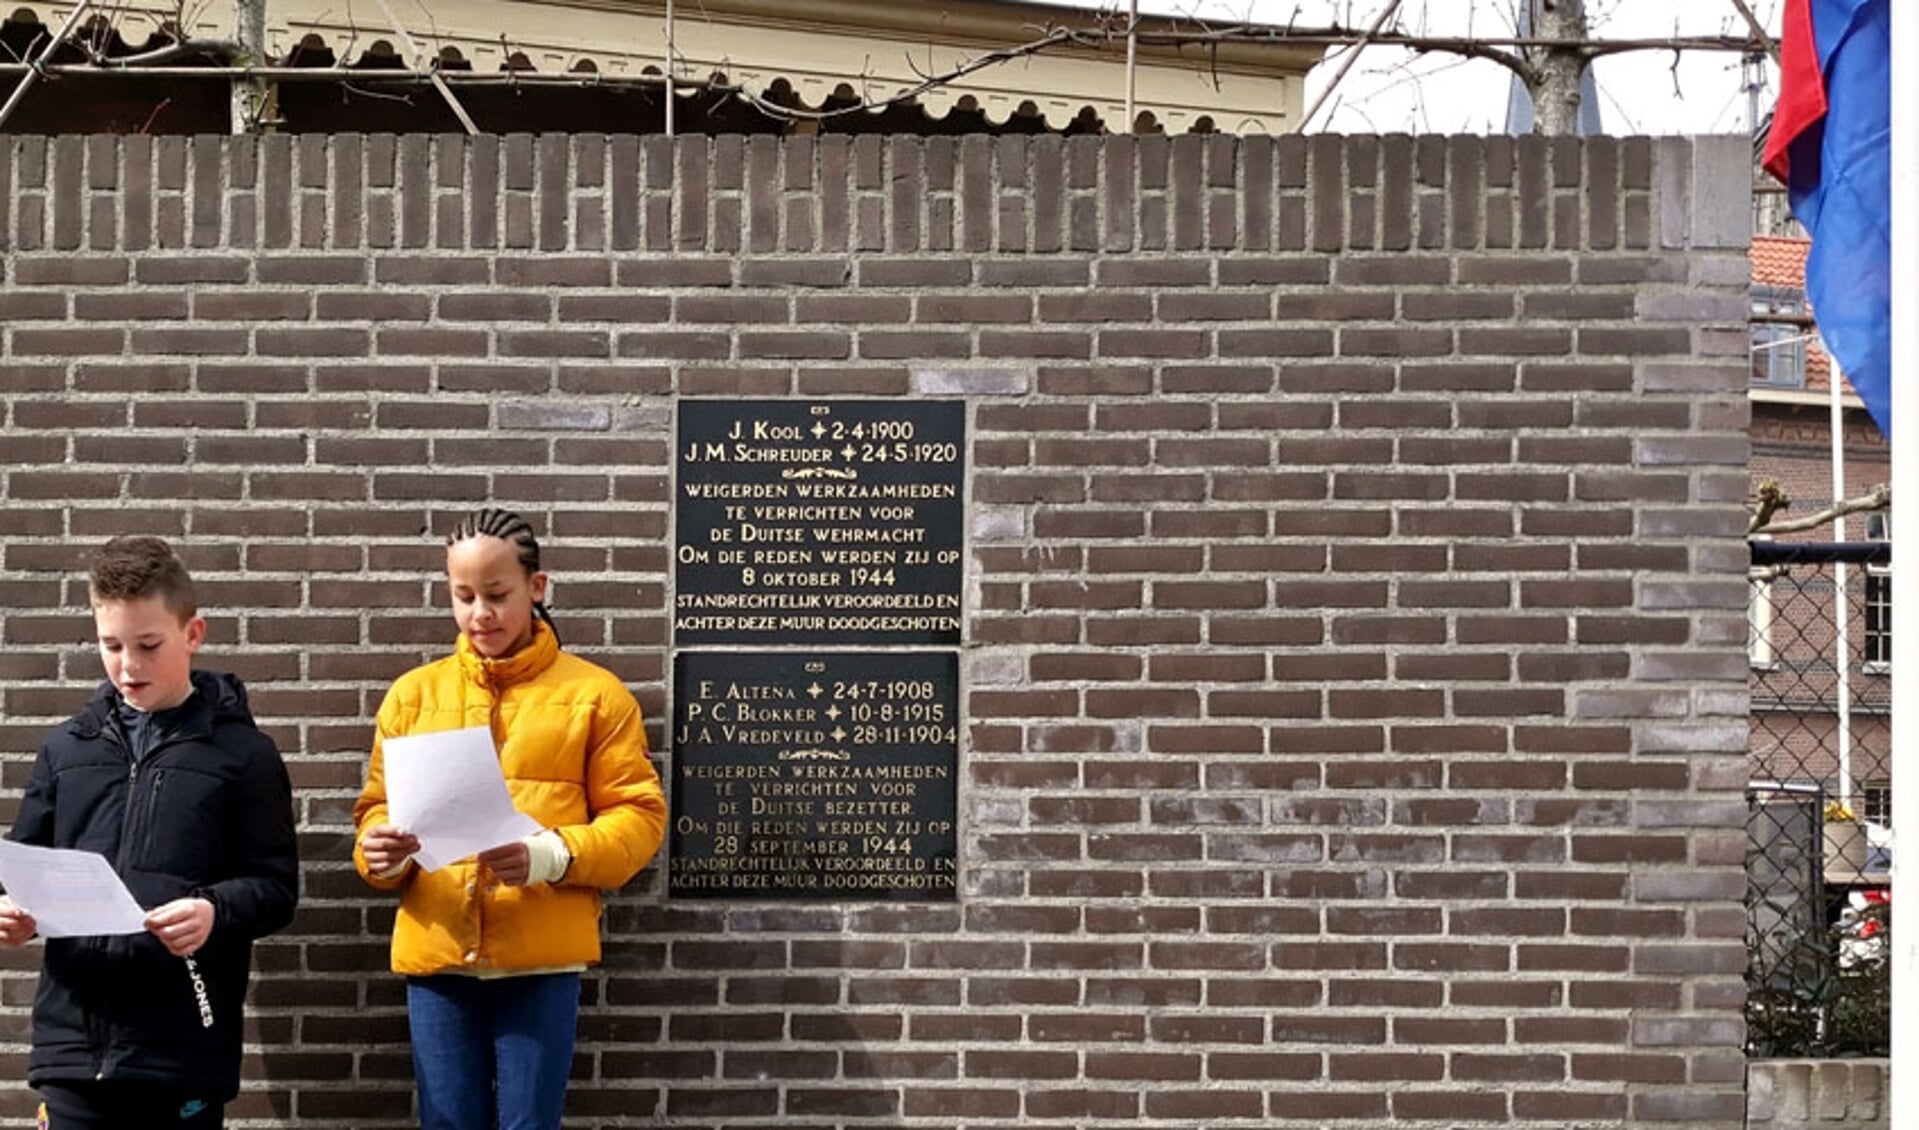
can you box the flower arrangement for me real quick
[1825,800,1860,824]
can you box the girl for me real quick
[353,508,666,1130]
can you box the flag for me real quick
[1762,0,1892,437]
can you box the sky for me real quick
[1033,0,1782,136]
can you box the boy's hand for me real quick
[478,841,532,887]
[361,823,421,875]
[146,897,214,957]
[0,896,37,945]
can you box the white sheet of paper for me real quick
[0,839,148,937]
[382,726,542,872]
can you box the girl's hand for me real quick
[0,896,37,945]
[361,823,421,875]
[478,841,532,886]
[146,897,215,957]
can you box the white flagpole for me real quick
[1890,0,1916,1122]
[1831,363,1852,811]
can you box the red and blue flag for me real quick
[1762,0,1892,437]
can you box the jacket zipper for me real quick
[101,715,199,1078]
[97,716,137,1079]
[486,669,505,750]
[480,667,505,955]
[120,739,191,873]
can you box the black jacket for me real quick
[6,670,299,1099]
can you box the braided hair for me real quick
[446,507,558,643]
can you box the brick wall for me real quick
[0,132,1752,1128]
[1748,1059,1890,1128]
[1751,401,1889,521]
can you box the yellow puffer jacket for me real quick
[353,624,666,976]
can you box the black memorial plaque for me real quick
[670,651,959,900]
[675,399,964,646]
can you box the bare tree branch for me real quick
[1069,25,1768,57]
[369,0,477,133]
[0,0,98,132]
[725,26,1077,124]
[1300,0,1403,130]
[1725,0,1778,60]
[1751,484,1892,537]
[1749,480,1791,534]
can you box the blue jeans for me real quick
[406,973,581,1130]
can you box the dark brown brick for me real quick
[0,134,1753,1129]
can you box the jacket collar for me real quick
[70,669,252,742]
[455,621,559,691]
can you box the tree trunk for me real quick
[1528,0,1588,135]
[230,0,268,133]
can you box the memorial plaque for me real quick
[675,399,965,646]
[670,651,959,900]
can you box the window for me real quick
[1862,781,1892,827]
[1751,286,1809,389]
[1864,513,1890,674]
[1864,565,1890,672]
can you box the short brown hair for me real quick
[88,536,198,621]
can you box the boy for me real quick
[0,536,298,1130]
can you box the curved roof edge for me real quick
[7,0,1312,131]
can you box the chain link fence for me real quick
[1746,539,1891,1057]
